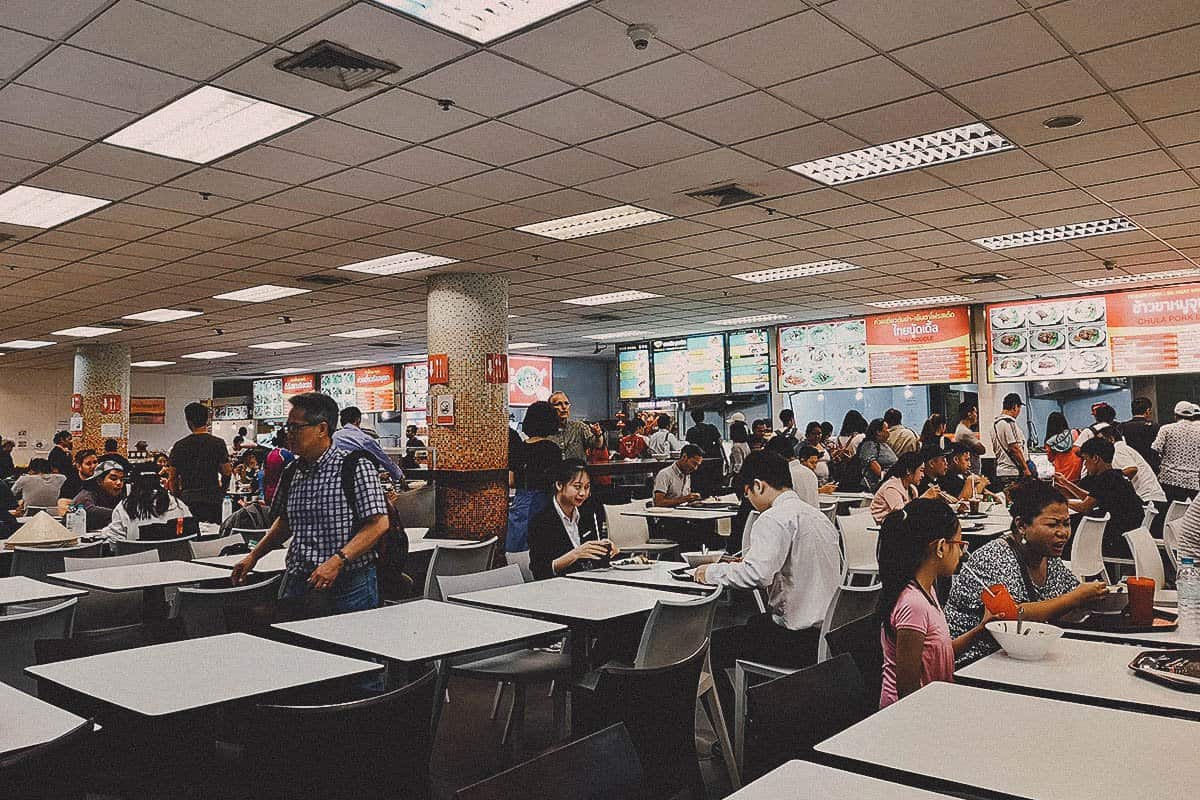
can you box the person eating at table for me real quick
[793,445,837,508]
[1053,437,1144,559]
[101,464,194,542]
[71,460,126,530]
[56,448,98,510]
[859,417,898,492]
[870,452,940,523]
[945,480,1109,664]
[802,421,831,482]
[529,460,616,580]
[931,442,992,502]
[652,444,705,507]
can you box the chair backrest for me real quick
[0,598,77,692]
[634,589,722,669]
[34,618,187,667]
[603,503,650,549]
[1123,527,1166,586]
[824,613,884,709]
[1165,500,1191,526]
[246,668,437,800]
[819,502,838,524]
[175,575,283,638]
[453,723,644,800]
[231,528,271,543]
[190,533,246,559]
[10,542,103,578]
[836,512,877,574]
[113,535,196,562]
[63,549,159,571]
[1163,519,1183,569]
[424,537,498,601]
[818,582,882,662]
[503,549,535,582]
[437,564,524,599]
[1141,504,1159,531]
[1070,514,1109,581]
[743,653,871,782]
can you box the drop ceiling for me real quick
[0,0,1197,376]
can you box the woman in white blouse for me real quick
[103,464,193,541]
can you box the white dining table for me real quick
[815,682,1200,800]
[0,680,89,757]
[1064,614,1200,649]
[727,760,958,800]
[621,506,737,521]
[449,577,695,624]
[47,560,233,592]
[194,548,288,572]
[0,575,87,606]
[565,560,714,594]
[957,635,1200,719]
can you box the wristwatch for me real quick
[333,549,349,564]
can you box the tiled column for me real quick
[73,344,131,455]
[426,273,509,542]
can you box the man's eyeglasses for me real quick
[947,539,970,553]
[284,422,321,434]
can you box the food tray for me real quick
[1129,648,1200,692]
[1060,608,1178,634]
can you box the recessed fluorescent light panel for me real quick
[973,217,1138,250]
[583,330,648,341]
[267,367,307,375]
[131,360,176,367]
[562,290,661,306]
[331,359,373,367]
[104,86,312,164]
[709,314,789,326]
[509,342,546,350]
[789,123,1013,186]
[213,285,311,303]
[329,328,401,339]
[733,261,860,283]
[122,309,203,323]
[181,350,237,359]
[51,326,121,338]
[867,295,972,309]
[337,252,458,276]
[0,339,55,349]
[0,186,111,228]
[248,341,310,350]
[517,205,671,240]
[1073,268,1200,288]
[377,0,587,44]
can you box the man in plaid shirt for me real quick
[233,392,390,612]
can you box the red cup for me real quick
[1126,576,1156,626]
[981,583,1019,620]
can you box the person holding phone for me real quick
[529,460,616,580]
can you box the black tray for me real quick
[960,512,989,520]
[1060,607,1178,634]
[1129,648,1200,692]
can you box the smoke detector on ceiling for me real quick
[959,273,1011,284]
[275,41,400,91]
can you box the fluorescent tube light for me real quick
[708,314,788,326]
[1073,268,1200,288]
[788,123,1012,186]
[733,261,860,283]
[181,350,237,359]
[337,251,458,276]
[331,359,374,367]
[973,217,1138,250]
[213,285,311,303]
[122,309,203,323]
[51,326,121,337]
[267,367,307,374]
[517,205,671,240]
[0,339,55,349]
[867,295,971,309]
[0,186,111,228]
[583,330,648,340]
[131,360,176,367]
[330,328,401,339]
[562,290,661,306]
[104,86,312,164]
[509,342,547,350]
[248,341,310,350]
[376,0,587,44]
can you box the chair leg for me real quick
[552,682,567,739]
[430,661,450,738]
[489,681,506,720]
[501,683,526,758]
[546,678,555,698]
[700,682,741,790]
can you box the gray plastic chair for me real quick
[504,549,535,582]
[114,534,197,562]
[817,582,882,663]
[63,549,159,572]
[423,537,498,601]
[0,598,76,692]
[174,574,282,637]
[10,542,103,579]
[62,550,159,632]
[190,534,246,560]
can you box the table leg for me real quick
[734,662,747,774]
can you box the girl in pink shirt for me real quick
[877,499,993,708]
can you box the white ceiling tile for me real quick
[432,122,562,166]
[403,53,571,117]
[0,153,43,184]
[59,143,193,183]
[16,45,195,113]
[597,0,797,49]
[990,95,1135,147]
[443,170,558,202]
[583,123,713,167]
[0,85,136,139]
[893,15,1068,88]
[268,120,407,166]
[306,169,425,201]
[148,0,344,43]
[0,27,50,81]
[1121,74,1200,121]
[167,169,290,202]
[1145,111,1200,147]
[1031,125,1160,168]
[736,123,866,168]
[3,0,111,39]
[259,187,366,215]
[833,93,976,144]
[771,57,929,119]
[502,90,651,145]
[365,146,489,184]
[591,55,754,117]
[946,58,1106,120]
[28,165,151,201]
[670,92,815,146]
[509,148,630,184]
[1083,25,1200,89]
[216,146,343,183]
[392,187,493,215]
[823,0,1023,51]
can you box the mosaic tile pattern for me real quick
[72,344,130,455]
[438,470,508,543]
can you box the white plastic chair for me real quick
[503,549,535,582]
[817,582,881,663]
[189,534,247,560]
[836,512,878,584]
[0,598,76,692]
[424,537,498,601]
[1123,527,1166,587]
[603,502,675,554]
[819,502,838,525]
[1070,514,1109,582]
[1141,504,1159,532]
[1164,500,1191,527]
[1163,519,1183,569]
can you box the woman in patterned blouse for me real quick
[945,480,1108,664]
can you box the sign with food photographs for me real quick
[778,307,971,391]
[252,378,284,419]
[617,343,652,400]
[402,362,428,412]
[319,371,357,411]
[988,283,1200,381]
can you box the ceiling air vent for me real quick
[580,313,621,322]
[959,272,1011,284]
[686,183,763,208]
[275,41,400,91]
[366,341,404,348]
[298,273,353,286]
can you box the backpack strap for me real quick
[340,450,378,533]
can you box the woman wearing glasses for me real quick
[944,480,1108,665]
[877,499,991,708]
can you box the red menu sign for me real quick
[508,355,553,406]
[281,374,315,398]
[354,365,396,412]
[1108,283,1200,376]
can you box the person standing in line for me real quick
[169,402,233,523]
[1152,401,1200,503]
[232,393,390,612]
[1044,411,1082,482]
[617,416,649,459]
[1121,397,1160,472]
[547,391,601,461]
[402,424,425,471]
[262,429,294,505]
[645,413,685,456]
[48,431,76,482]
[728,421,751,479]
[331,406,404,484]
[953,403,986,475]
[685,409,726,496]
[991,393,1033,493]
[883,409,919,456]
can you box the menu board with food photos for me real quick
[988,282,1200,381]
[617,343,652,400]
[727,328,770,393]
[319,371,357,411]
[779,307,971,391]
[281,374,315,399]
[252,379,284,419]
[402,362,428,412]
[651,334,726,398]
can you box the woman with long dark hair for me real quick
[507,401,563,559]
[859,417,898,491]
[869,451,937,522]
[919,413,953,449]
[102,464,193,540]
[528,459,613,579]
[876,499,992,707]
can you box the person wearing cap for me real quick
[1152,401,1200,502]
[916,442,974,503]
[991,393,1032,492]
[101,464,193,542]
[71,460,126,531]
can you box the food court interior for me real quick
[2,2,1200,799]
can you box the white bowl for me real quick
[652,452,671,461]
[986,620,1063,661]
[682,551,721,568]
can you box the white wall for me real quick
[0,370,212,463]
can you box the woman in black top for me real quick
[529,460,616,580]
[507,401,563,557]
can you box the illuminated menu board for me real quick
[282,374,314,399]
[727,329,770,393]
[320,371,356,411]
[987,282,1200,381]
[651,334,726,398]
[354,365,396,413]
[252,379,284,419]
[617,343,652,400]
[779,307,971,391]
